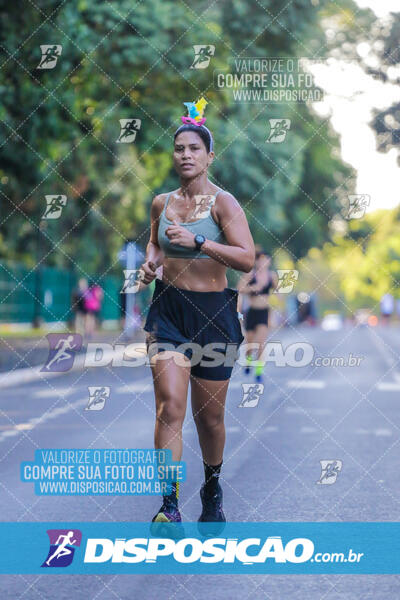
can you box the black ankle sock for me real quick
[163,481,179,506]
[203,460,222,494]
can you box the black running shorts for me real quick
[144,279,244,381]
[244,307,269,330]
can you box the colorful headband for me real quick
[181,96,208,126]
[175,96,214,151]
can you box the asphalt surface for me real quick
[0,329,142,373]
[0,323,399,599]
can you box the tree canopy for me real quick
[1,0,356,277]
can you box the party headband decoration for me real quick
[181,96,208,126]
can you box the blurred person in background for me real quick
[396,298,400,323]
[83,280,104,338]
[380,293,394,326]
[71,278,89,334]
[237,246,278,383]
[296,292,317,326]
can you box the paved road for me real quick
[0,324,399,599]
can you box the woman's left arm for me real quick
[202,192,255,272]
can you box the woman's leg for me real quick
[253,323,269,358]
[75,311,83,335]
[245,328,254,353]
[252,322,269,379]
[149,346,191,522]
[190,376,230,465]
[190,375,230,524]
[149,349,191,461]
[244,327,254,373]
[85,312,95,338]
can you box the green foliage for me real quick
[299,207,400,313]
[0,0,355,276]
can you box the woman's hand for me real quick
[139,260,157,285]
[165,219,196,249]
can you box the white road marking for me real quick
[376,382,400,391]
[0,397,87,443]
[285,406,332,415]
[313,408,333,415]
[355,428,392,436]
[116,380,153,393]
[229,381,244,389]
[0,364,71,389]
[185,425,248,435]
[33,387,84,398]
[265,425,278,432]
[375,428,392,437]
[285,406,303,414]
[287,380,326,389]
[300,426,317,433]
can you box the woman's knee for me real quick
[156,393,185,427]
[193,409,224,432]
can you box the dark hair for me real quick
[173,124,214,153]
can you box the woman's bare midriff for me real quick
[248,294,271,309]
[162,257,228,291]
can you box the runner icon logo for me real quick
[239,383,264,408]
[192,195,216,220]
[121,269,145,294]
[275,270,299,293]
[37,45,62,69]
[190,45,215,69]
[317,460,342,485]
[41,333,82,373]
[41,529,82,568]
[266,119,291,143]
[42,195,67,220]
[345,194,370,220]
[116,119,141,143]
[86,386,110,411]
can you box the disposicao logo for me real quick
[41,529,82,567]
[83,536,314,564]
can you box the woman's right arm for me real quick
[147,195,165,266]
[139,195,165,286]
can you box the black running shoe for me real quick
[150,501,184,539]
[198,483,226,536]
[152,500,182,524]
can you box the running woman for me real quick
[237,247,278,383]
[139,97,255,530]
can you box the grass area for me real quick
[0,326,121,339]
[0,327,67,339]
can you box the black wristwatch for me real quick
[194,234,206,251]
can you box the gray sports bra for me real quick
[157,189,227,259]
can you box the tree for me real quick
[0,0,356,275]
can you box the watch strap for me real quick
[195,235,205,251]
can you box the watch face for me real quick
[195,234,205,250]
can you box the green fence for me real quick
[0,260,151,325]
